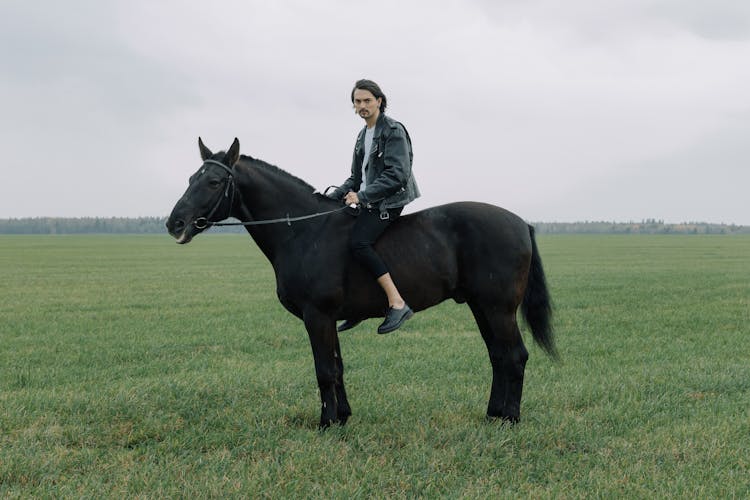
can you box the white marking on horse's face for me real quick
[176,231,192,244]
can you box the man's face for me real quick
[353,89,381,121]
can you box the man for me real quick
[328,79,421,334]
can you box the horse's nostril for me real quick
[170,219,186,235]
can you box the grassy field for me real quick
[1,233,748,497]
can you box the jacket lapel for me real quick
[354,127,366,163]
[368,114,386,160]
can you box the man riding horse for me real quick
[327,79,421,335]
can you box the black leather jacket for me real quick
[330,113,420,210]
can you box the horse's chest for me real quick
[275,272,313,309]
[276,271,339,315]
[272,245,346,315]
[276,288,303,318]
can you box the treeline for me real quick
[532,220,749,235]
[0,217,747,235]
[0,217,170,234]
[0,217,249,234]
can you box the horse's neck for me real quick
[233,161,322,262]
[235,161,320,216]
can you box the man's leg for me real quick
[343,208,413,333]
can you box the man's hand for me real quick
[344,191,360,206]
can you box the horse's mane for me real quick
[236,154,326,197]
[208,150,333,203]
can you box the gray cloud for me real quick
[471,0,750,40]
[2,0,749,223]
[647,0,750,40]
[567,119,750,223]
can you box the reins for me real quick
[193,160,353,229]
[195,205,351,229]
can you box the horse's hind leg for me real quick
[469,302,529,423]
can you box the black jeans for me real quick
[349,207,404,278]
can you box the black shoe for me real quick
[337,319,362,332]
[377,304,414,334]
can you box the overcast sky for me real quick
[2,0,748,223]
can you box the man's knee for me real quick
[348,235,371,253]
[348,240,371,262]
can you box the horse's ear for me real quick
[198,137,213,161]
[226,137,240,167]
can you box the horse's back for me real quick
[394,201,531,251]
[376,202,532,310]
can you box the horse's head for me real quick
[166,137,240,244]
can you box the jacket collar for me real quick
[359,112,386,146]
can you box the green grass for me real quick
[1,234,748,497]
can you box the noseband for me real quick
[193,159,236,229]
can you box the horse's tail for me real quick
[521,225,557,359]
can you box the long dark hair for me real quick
[351,79,387,113]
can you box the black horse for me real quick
[167,138,556,428]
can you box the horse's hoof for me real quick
[318,419,333,430]
[318,417,348,430]
[485,413,519,425]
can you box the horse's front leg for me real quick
[303,307,344,429]
[334,334,352,424]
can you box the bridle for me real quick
[193,159,237,229]
[191,159,352,230]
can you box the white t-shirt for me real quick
[361,126,375,189]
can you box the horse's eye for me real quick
[209,179,221,188]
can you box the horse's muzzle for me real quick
[175,231,193,244]
[166,217,194,244]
